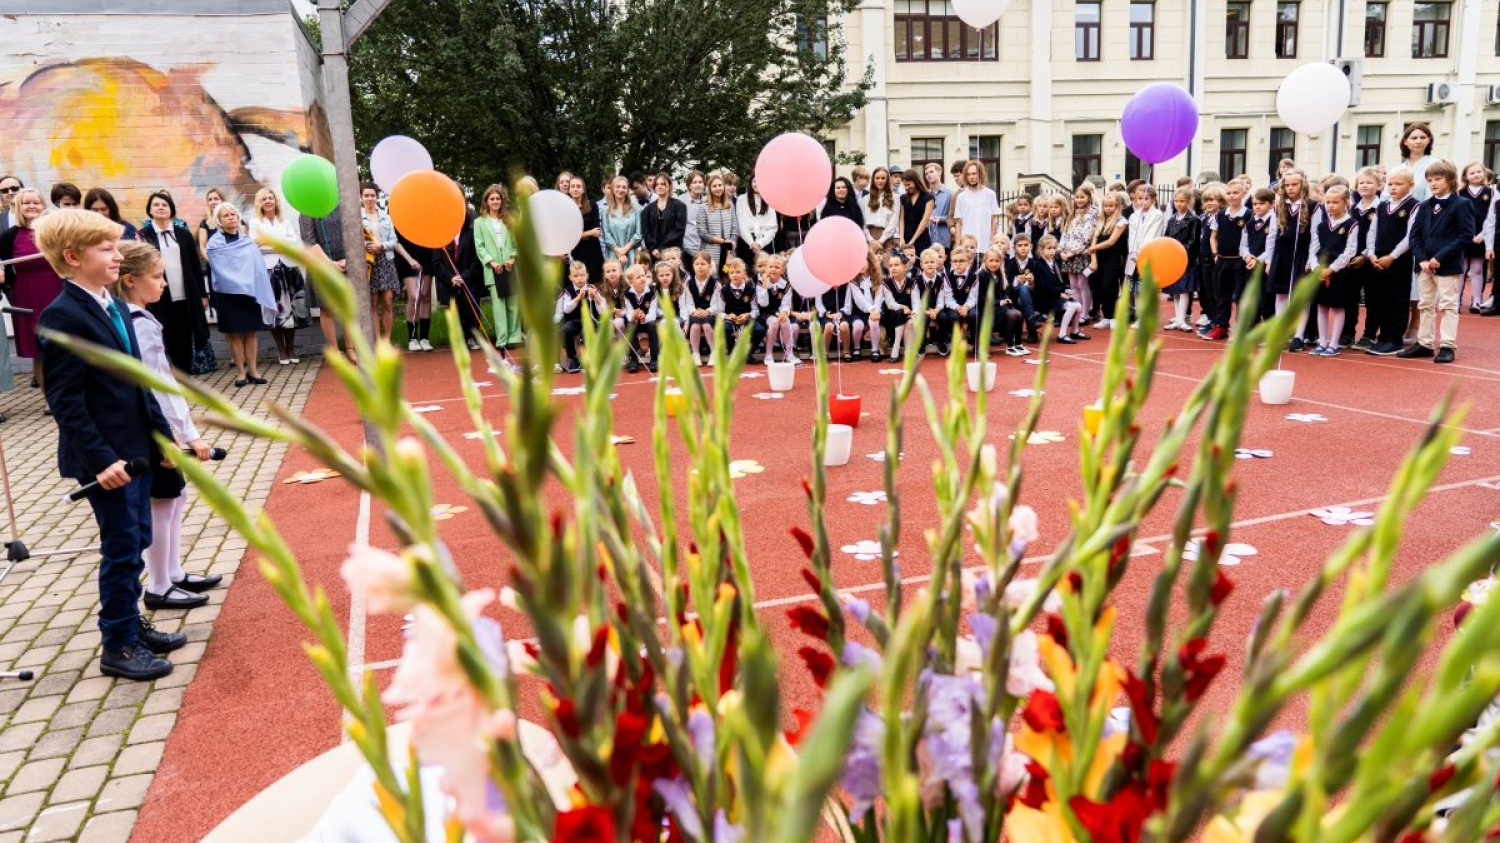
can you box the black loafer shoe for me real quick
[100,646,172,681]
[137,618,187,654]
[143,587,208,610]
[173,573,222,593]
[1396,344,1435,359]
[1435,347,1456,364]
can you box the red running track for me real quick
[131,318,1500,843]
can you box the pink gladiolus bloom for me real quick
[339,543,416,614]
[1009,505,1040,547]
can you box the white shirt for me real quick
[127,302,197,441]
[1125,207,1167,276]
[70,280,113,314]
[736,194,778,249]
[151,223,186,300]
[249,215,301,270]
[953,186,1001,243]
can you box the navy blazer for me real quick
[39,282,171,483]
[1409,192,1475,277]
[427,210,482,304]
[641,197,688,255]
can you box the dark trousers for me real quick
[441,281,483,341]
[561,318,584,361]
[1212,258,1246,329]
[1092,274,1119,322]
[625,320,659,362]
[1369,260,1413,345]
[1342,264,1373,343]
[88,474,152,651]
[933,308,960,348]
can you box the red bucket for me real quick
[829,393,863,428]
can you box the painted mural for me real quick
[0,57,330,226]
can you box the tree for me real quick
[347,0,869,192]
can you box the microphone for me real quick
[67,457,149,502]
[183,446,228,461]
[0,306,33,316]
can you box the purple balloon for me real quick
[1121,83,1199,166]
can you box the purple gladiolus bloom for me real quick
[688,709,715,767]
[841,707,885,821]
[653,775,703,840]
[845,597,871,625]
[968,613,998,658]
[713,811,745,843]
[842,641,882,670]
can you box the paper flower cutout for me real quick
[463,431,486,440]
[611,435,636,445]
[1234,448,1274,460]
[867,451,905,463]
[1009,430,1065,445]
[472,380,493,387]
[752,392,785,400]
[431,503,469,521]
[552,386,586,395]
[1024,359,1043,365]
[841,540,896,561]
[1182,538,1259,567]
[1310,506,1374,527]
[1008,388,1044,398]
[1463,577,1497,604]
[847,490,887,506]
[740,372,764,379]
[283,468,340,485]
[411,405,443,414]
[879,368,905,375]
[1285,413,1328,423]
[1452,446,1472,456]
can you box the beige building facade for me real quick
[832,0,1500,189]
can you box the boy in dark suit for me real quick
[36,209,182,680]
[428,207,484,350]
[1400,160,1475,364]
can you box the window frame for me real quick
[894,0,1000,63]
[1275,2,1300,59]
[1412,2,1452,59]
[1129,2,1155,61]
[1485,122,1500,176]
[1072,134,1104,188]
[1365,2,1387,58]
[909,137,946,176]
[968,135,1003,188]
[1268,128,1296,181]
[1218,129,1249,183]
[1076,1,1102,61]
[1225,1,1251,59]
[1355,126,1383,169]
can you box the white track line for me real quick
[341,490,372,741]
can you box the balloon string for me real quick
[444,247,494,346]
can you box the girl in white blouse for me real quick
[1124,185,1167,324]
[249,188,303,365]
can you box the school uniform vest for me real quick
[625,288,657,319]
[1372,197,1418,257]
[884,275,913,309]
[950,268,978,308]
[820,285,848,315]
[1245,215,1272,258]
[1353,202,1378,256]
[1462,186,1493,257]
[687,276,717,310]
[1214,209,1248,258]
[1271,204,1313,289]
[1313,214,1355,266]
[977,269,1006,310]
[559,287,597,321]
[787,290,818,313]
[1198,213,1217,260]
[721,283,756,317]
[917,271,945,301]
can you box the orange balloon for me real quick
[1139,237,1188,288]
[388,169,466,249]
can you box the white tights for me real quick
[145,496,186,595]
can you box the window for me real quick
[1226,2,1251,59]
[1268,128,1295,179]
[969,135,1002,187]
[1076,2,1102,61]
[1486,122,1500,175]
[1125,150,1146,183]
[1129,2,1155,60]
[1356,126,1383,168]
[796,15,829,61]
[1072,135,1103,187]
[910,137,945,174]
[1365,2,1387,57]
[1275,3,1299,58]
[1219,129,1248,181]
[894,0,999,62]
[1412,3,1451,59]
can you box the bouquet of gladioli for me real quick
[53,185,1500,843]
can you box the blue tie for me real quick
[106,300,131,352]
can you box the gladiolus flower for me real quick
[1009,505,1040,553]
[552,805,616,843]
[786,605,830,641]
[798,646,835,688]
[1070,786,1153,843]
[1007,629,1056,698]
[1211,568,1235,607]
[1021,690,1066,733]
[1123,669,1160,745]
[1178,639,1227,702]
[339,543,415,614]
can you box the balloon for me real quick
[786,250,831,298]
[1276,63,1351,136]
[1120,83,1198,165]
[1139,237,1188,288]
[388,169,466,249]
[528,189,584,257]
[953,0,1010,28]
[801,217,864,287]
[754,133,832,217]
[370,136,434,193]
[280,154,339,219]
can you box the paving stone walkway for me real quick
[0,360,319,843]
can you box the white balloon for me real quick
[953,0,1010,28]
[369,136,434,193]
[1276,63,1351,137]
[528,190,584,257]
[787,250,831,298]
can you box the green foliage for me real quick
[348,0,870,190]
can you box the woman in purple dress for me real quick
[0,188,60,398]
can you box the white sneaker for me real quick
[1177,322,1195,332]
[407,339,420,352]
[706,356,715,367]
[790,355,804,366]
[1196,314,1210,326]
[692,352,703,366]
[1016,345,1031,355]
[1092,318,1110,329]
[419,339,433,352]
[1163,319,1182,331]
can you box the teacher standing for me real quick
[139,191,211,373]
[206,204,276,387]
[0,189,56,399]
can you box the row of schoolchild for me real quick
[549,155,1490,373]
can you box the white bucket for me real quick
[767,361,796,392]
[1259,370,1295,405]
[824,424,854,466]
[966,361,997,392]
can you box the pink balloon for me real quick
[786,250,831,298]
[755,133,833,217]
[802,217,864,287]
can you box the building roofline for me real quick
[0,0,298,14]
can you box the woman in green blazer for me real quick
[474,184,522,347]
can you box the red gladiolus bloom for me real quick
[787,605,831,641]
[1145,759,1175,810]
[585,625,610,668]
[1177,639,1226,702]
[610,710,649,787]
[553,805,616,843]
[1210,569,1235,607]
[786,708,817,747]
[1021,690,1066,733]
[1019,761,1050,808]
[798,646,835,688]
[551,695,583,738]
[1429,763,1457,793]
[801,567,823,593]
[1044,613,1069,649]
[1122,669,1160,745]
[1069,785,1152,843]
[790,526,815,558]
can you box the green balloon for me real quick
[280,154,339,218]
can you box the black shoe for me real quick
[646,361,658,373]
[100,646,172,681]
[137,618,187,654]
[625,358,640,374]
[936,345,950,357]
[1470,304,1482,314]
[1287,338,1305,353]
[173,573,222,593]
[247,375,268,385]
[1353,337,1375,350]
[1057,336,1077,345]
[1482,307,1500,317]
[1396,344,1435,359]
[233,378,248,388]
[563,359,582,374]
[1365,342,1401,356]
[1071,332,1092,341]
[143,586,208,610]
[1435,347,1456,364]
[1025,333,1040,344]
